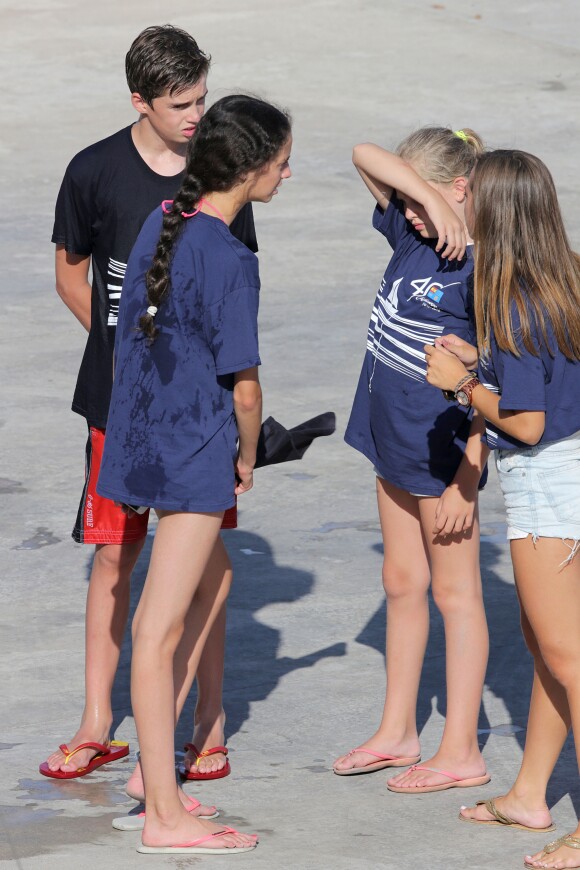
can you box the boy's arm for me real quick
[55,245,92,331]
[352,143,466,260]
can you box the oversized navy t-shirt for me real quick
[345,197,479,496]
[97,209,260,512]
[479,300,580,450]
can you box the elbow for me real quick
[352,142,371,168]
[234,385,262,414]
[55,281,68,303]
[518,422,545,446]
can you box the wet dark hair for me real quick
[140,94,292,341]
[125,25,210,105]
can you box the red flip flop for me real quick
[39,740,129,779]
[179,743,231,781]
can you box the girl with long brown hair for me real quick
[425,149,580,870]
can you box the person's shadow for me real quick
[109,528,346,746]
[356,538,578,816]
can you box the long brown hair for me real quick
[470,149,580,359]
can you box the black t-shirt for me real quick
[52,125,258,428]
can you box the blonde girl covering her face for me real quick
[425,149,580,870]
[334,127,493,795]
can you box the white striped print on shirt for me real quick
[107,257,127,326]
[368,276,445,385]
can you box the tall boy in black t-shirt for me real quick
[42,25,255,784]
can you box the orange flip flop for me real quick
[333,747,421,776]
[179,743,231,781]
[39,740,129,779]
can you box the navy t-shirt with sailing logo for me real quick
[345,197,481,496]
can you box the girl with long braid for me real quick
[97,94,291,855]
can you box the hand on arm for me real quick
[352,143,466,259]
[434,333,478,369]
[55,245,91,331]
[424,344,545,445]
[233,367,262,495]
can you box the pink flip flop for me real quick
[333,747,421,776]
[39,740,129,779]
[136,826,257,854]
[387,764,491,793]
[179,743,231,781]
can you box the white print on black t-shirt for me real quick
[107,257,127,326]
[367,275,444,387]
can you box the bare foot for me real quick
[387,751,487,790]
[183,709,228,777]
[125,761,214,816]
[142,806,257,850]
[44,720,112,774]
[333,732,420,773]
[459,793,553,831]
[525,831,580,869]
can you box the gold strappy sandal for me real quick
[524,833,580,869]
[459,798,555,833]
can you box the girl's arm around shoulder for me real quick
[433,411,489,537]
[233,367,262,495]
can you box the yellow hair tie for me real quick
[454,129,468,142]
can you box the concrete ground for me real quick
[1,0,580,867]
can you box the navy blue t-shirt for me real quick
[345,197,479,496]
[97,209,261,512]
[479,301,580,450]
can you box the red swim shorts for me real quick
[73,426,237,544]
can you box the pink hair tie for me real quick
[181,205,202,219]
[161,199,202,219]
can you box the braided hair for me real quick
[139,95,291,341]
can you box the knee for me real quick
[132,612,183,658]
[431,575,481,617]
[540,645,580,692]
[93,540,144,578]
[382,563,428,602]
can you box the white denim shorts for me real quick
[495,431,580,553]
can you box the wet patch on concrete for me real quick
[541,79,566,90]
[235,774,278,781]
[477,724,525,736]
[0,477,27,494]
[284,472,316,480]
[299,764,328,774]
[0,742,21,751]
[13,527,61,550]
[16,775,132,809]
[312,520,380,533]
[0,804,120,862]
